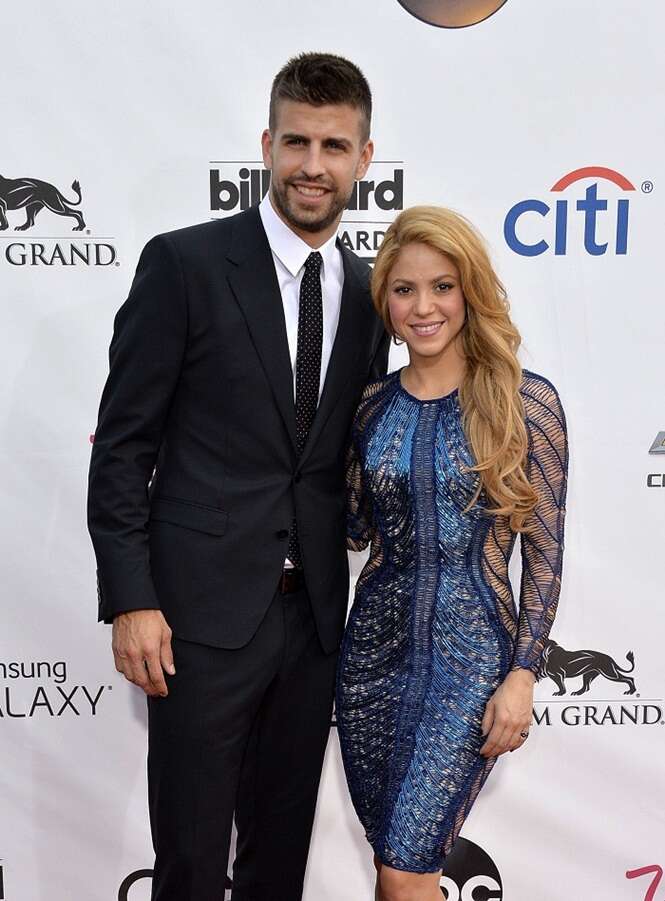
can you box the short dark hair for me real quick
[269,52,372,142]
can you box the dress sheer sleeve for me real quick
[346,427,374,552]
[511,378,569,674]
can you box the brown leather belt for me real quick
[278,568,305,594]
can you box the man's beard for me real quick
[270,177,351,235]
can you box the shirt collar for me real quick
[259,194,339,279]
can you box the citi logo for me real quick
[210,166,272,212]
[210,163,403,213]
[504,166,639,257]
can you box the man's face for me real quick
[262,100,373,241]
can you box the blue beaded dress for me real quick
[336,369,568,873]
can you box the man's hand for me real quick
[112,610,175,697]
[479,668,535,758]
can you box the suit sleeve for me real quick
[511,380,568,674]
[87,235,188,622]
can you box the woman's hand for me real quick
[479,668,535,758]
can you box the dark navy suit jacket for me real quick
[88,207,389,653]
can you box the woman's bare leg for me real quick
[374,853,383,901]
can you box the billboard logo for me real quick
[210,160,404,262]
[210,166,272,212]
[209,163,403,215]
[504,167,637,257]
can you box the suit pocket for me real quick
[149,497,228,536]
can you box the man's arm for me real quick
[88,234,187,695]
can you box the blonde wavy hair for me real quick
[372,206,537,531]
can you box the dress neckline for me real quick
[396,368,460,405]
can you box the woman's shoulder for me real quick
[352,370,400,426]
[520,369,563,407]
[358,370,400,406]
[519,369,567,435]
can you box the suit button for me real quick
[276,529,289,540]
[294,472,302,483]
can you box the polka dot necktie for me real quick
[287,251,323,570]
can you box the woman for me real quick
[336,206,568,901]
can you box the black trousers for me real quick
[147,587,338,901]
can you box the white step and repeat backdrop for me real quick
[2,1,664,899]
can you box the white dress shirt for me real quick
[259,194,344,402]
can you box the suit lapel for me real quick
[226,208,297,450]
[299,244,371,466]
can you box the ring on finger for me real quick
[519,730,529,739]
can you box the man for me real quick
[88,53,389,901]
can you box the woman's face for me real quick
[386,242,466,364]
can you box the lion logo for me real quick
[540,639,637,696]
[0,174,86,231]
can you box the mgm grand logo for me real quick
[0,172,118,266]
[533,638,663,727]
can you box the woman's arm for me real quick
[346,428,374,552]
[512,377,569,674]
[480,376,569,757]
